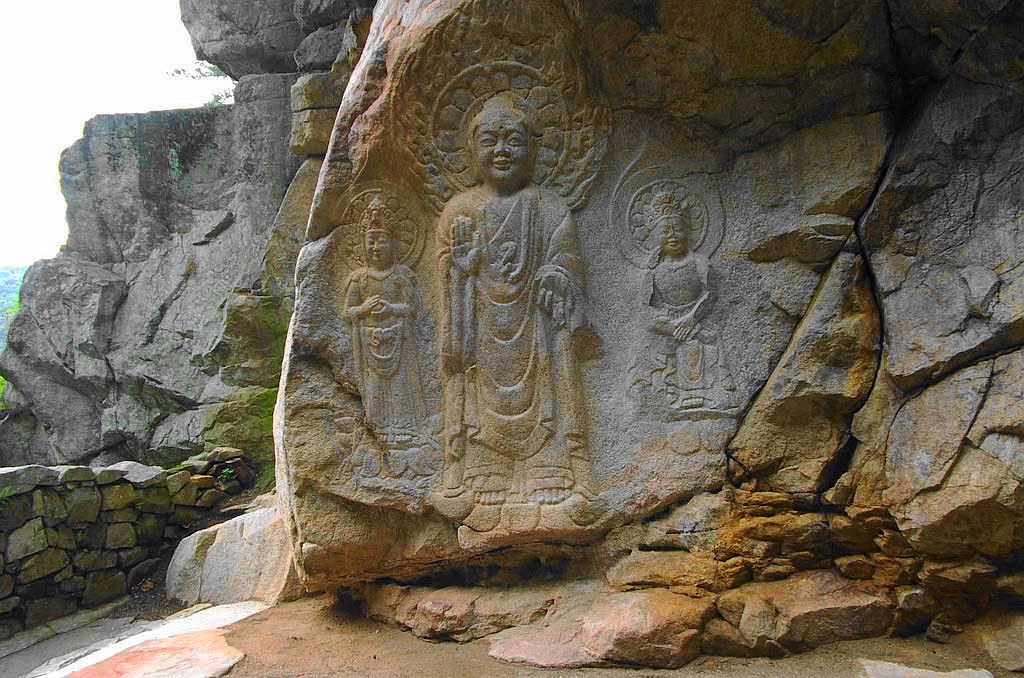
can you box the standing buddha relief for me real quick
[421,60,609,536]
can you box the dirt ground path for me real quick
[223,595,1014,678]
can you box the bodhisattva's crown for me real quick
[653,191,705,230]
[360,196,397,234]
[653,192,681,219]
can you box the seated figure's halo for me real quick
[631,182,710,251]
[335,185,423,270]
[430,61,570,193]
[611,168,725,269]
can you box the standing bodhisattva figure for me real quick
[344,197,429,477]
[434,93,594,533]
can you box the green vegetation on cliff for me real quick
[0,266,26,405]
[0,266,26,349]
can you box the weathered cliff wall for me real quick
[0,78,299,469]
[1,0,1022,670]
[272,0,1024,669]
[0,1,368,471]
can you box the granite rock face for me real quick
[1,0,365,473]
[3,0,1023,670]
[277,0,894,586]
[0,75,302,469]
[269,0,1024,669]
[179,0,306,79]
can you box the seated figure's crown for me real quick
[653,192,681,218]
[360,196,397,234]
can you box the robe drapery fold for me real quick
[438,185,587,483]
[343,265,427,441]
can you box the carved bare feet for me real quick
[464,503,502,532]
[526,468,573,505]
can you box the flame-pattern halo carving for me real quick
[430,61,570,195]
[334,185,424,270]
[612,167,725,269]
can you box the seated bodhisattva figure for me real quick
[434,92,595,533]
[630,192,735,416]
[343,197,429,479]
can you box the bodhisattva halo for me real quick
[430,61,570,193]
[612,171,725,269]
[335,186,423,270]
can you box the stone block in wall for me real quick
[172,482,199,507]
[0,465,59,495]
[101,508,139,523]
[45,527,75,550]
[94,468,128,485]
[73,549,118,572]
[0,575,12,598]
[75,522,106,550]
[6,517,47,561]
[192,475,216,489]
[137,487,172,514]
[24,597,77,628]
[208,446,244,463]
[59,576,85,594]
[0,596,19,614]
[118,546,147,569]
[100,482,137,510]
[104,523,136,549]
[63,486,101,526]
[135,514,167,545]
[0,493,33,531]
[81,569,126,608]
[291,71,346,112]
[17,548,70,584]
[166,470,191,497]
[291,109,336,156]
[106,461,167,488]
[32,488,68,526]
[53,466,94,483]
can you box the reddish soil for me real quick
[222,595,1015,678]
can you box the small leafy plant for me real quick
[217,467,237,483]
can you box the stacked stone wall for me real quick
[0,449,255,640]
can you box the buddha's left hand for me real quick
[538,270,573,325]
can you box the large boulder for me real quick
[276,0,895,591]
[166,507,303,606]
[711,570,895,654]
[179,0,305,79]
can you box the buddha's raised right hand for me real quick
[450,216,482,274]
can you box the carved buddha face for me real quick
[469,96,534,194]
[658,216,690,259]
[365,229,394,269]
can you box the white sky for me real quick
[0,0,233,269]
